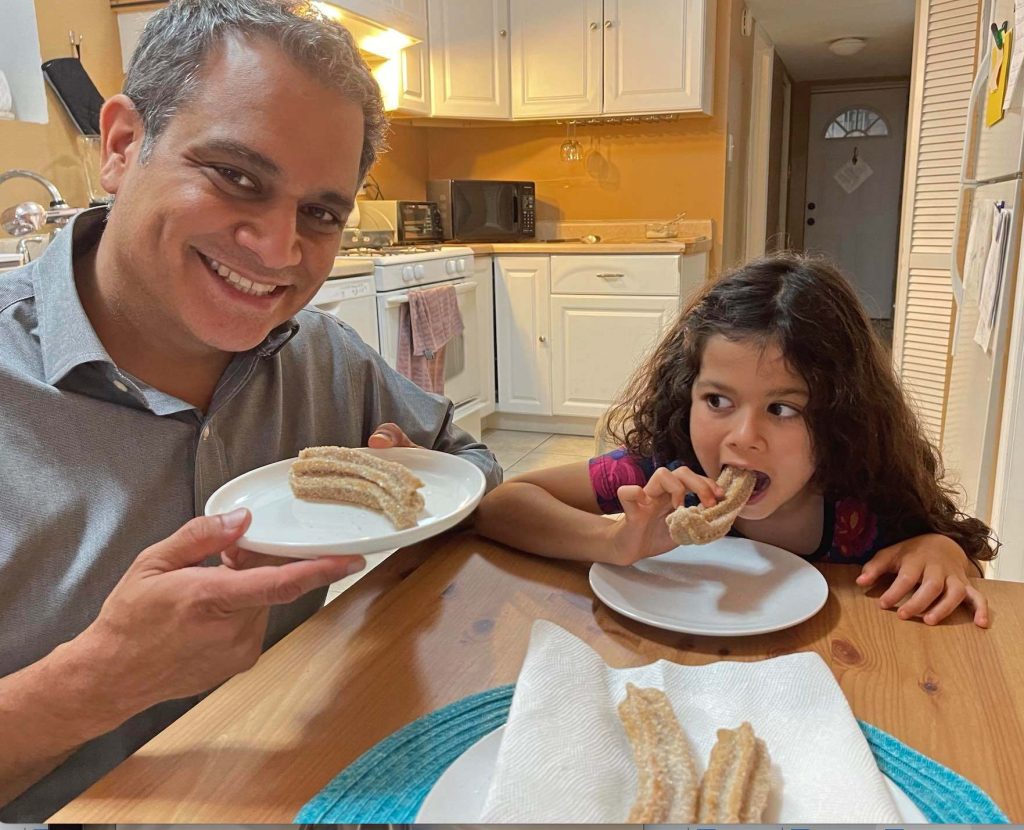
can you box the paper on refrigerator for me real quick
[974,204,1013,351]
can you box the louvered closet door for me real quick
[891,0,980,444]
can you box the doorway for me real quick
[803,84,909,320]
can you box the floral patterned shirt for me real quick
[588,447,897,564]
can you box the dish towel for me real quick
[296,695,1008,823]
[395,284,463,395]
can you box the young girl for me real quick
[475,254,995,627]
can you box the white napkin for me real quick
[480,620,901,822]
[0,70,14,119]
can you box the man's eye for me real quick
[214,166,256,189]
[303,205,342,227]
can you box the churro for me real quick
[665,466,757,545]
[289,446,424,529]
[697,721,772,822]
[618,683,700,822]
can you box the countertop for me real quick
[467,235,711,255]
[330,256,375,277]
[51,530,1024,823]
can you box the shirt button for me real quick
[201,425,211,440]
[112,379,128,392]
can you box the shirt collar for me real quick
[33,207,302,387]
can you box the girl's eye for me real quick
[706,393,733,410]
[768,402,801,418]
[214,166,257,190]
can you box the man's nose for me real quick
[235,202,301,270]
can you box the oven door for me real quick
[377,277,482,407]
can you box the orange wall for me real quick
[0,0,123,219]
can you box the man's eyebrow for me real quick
[199,138,281,176]
[197,138,355,212]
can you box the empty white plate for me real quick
[204,447,486,558]
[589,536,829,636]
[415,726,927,822]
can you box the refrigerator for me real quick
[942,0,1024,581]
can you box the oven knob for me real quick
[402,265,415,282]
[414,264,426,279]
[445,260,457,274]
[456,258,467,273]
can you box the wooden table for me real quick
[51,531,1024,822]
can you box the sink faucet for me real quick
[0,169,81,237]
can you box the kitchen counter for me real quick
[467,236,711,255]
[50,530,1024,823]
[330,256,375,277]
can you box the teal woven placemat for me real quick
[295,684,1009,823]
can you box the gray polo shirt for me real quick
[0,209,501,821]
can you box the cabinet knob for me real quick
[604,19,613,28]
[538,335,547,343]
[499,28,507,37]
[589,21,599,30]
[806,217,816,226]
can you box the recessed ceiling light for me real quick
[829,37,868,56]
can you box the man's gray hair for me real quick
[123,0,387,183]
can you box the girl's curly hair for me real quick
[605,253,995,561]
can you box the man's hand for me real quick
[368,422,421,449]
[81,508,364,714]
[856,533,989,628]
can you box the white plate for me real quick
[204,447,485,557]
[589,536,829,636]
[415,725,927,823]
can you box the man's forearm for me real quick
[0,632,136,808]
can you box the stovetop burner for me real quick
[338,244,444,256]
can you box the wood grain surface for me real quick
[50,530,1024,822]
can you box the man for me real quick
[0,0,499,820]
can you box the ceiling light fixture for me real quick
[829,37,868,56]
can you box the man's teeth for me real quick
[206,256,276,297]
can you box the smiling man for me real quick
[0,0,499,821]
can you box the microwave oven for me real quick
[426,179,536,242]
[356,199,444,244]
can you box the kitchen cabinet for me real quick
[510,0,603,118]
[495,256,552,415]
[551,293,676,417]
[428,0,511,118]
[603,0,714,115]
[475,254,497,415]
[380,42,431,114]
[509,0,714,119]
[494,253,704,420]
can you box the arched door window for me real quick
[824,107,889,139]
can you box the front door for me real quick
[803,85,909,319]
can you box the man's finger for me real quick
[214,555,366,611]
[368,422,416,448]
[141,510,251,573]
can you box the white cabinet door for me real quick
[510,0,602,118]
[428,0,511,118]
[603,0,714,115]
[397,43,431,114]
[495,256,552,414]
[475,255,496,412]
[551,293,677,417]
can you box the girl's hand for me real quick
[609,466,724,565]
[856,534,989,628]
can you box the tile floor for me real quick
[325,428,593,602]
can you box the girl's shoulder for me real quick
[588,447,661,514]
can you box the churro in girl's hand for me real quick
[665,466,756,545]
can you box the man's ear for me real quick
[98,94,145,195]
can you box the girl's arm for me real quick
[473,461,722,565]
[855,533,989,627]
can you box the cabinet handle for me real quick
[538,335,547,343]
[604,19,613,28]
[589,21,599,30]
[596,272,625,279]
[499,28,507,37]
